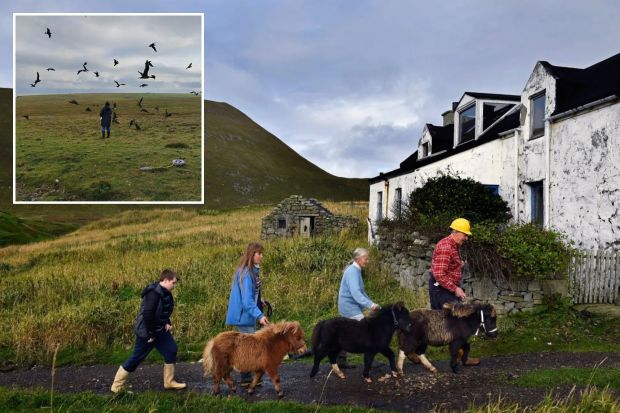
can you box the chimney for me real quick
[441,102,459,126]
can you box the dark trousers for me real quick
[429,272,461,310]
[122,330,178,372]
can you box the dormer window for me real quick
[421,142,429,157]
[459,104,476,143]
[483,102,515,130]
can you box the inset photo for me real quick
[14,13,203,203]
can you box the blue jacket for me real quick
[225,265,263,326]
[338,263,374,318]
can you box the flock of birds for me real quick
[23,26,202,131]
[30,27,200,93]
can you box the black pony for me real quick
[309,302,412,383]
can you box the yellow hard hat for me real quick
[450,218,472,236]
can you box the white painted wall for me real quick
[517,62,557,224]
[549,103,620,250]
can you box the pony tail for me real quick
[202,339,215,376]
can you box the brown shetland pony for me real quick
[202,321,307,397]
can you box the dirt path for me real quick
[1,352,619,412]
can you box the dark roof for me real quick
[541,52,620,116]
[370,106,520,184]
[455,92,520,109]
[426,124,453,152]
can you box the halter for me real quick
[391,307,400,328]
[475,309,498,336]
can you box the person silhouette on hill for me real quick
[99,101,112,139]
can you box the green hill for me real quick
[204,101,368,208]
[0,88,368,243]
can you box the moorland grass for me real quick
[0,388,384,413]
[465,387,620,413]
[15,93,202,201]
[0,201,426,366]
[1,202,618,368]
[0,386,617,413]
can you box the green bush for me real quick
[404,174,511,229]
[496,223,572,280]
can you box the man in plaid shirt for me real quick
[428,218,480,366]
[429,218,471,309]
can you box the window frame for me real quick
[528,181,544,226]
[458,103,476,144]
[529,91,546,140]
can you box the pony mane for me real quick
[366,301,405,319]
[442,302,478,318]
[256,320,300,337]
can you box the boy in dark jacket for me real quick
[111,269,186,392]
[100,101,112,139]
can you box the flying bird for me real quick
[139,84,148,87]
[137,97,143,107]
[77,62,88,75]
[155,105,159,111]
[129,119,141,130]
[190,90,200,95]
[46,68,55,71]
[164,109,172,118]
[148,42,157,52]
[138,60,154,79]
[114,80,125,88]
[94,71,100,77]
[186,63,192,69]
[30,72,41,87]
[45,28,52,38]
[113,58,119,66]
[113,102,117,109]
[23,115,30,120]
[140,108,149,113]
[112,111,119,124]
[85,107,92,112]
[69,99,79,105]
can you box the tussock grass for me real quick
[464,387,620,413]
[0,202,423,365]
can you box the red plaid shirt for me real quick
[431,235,464,293]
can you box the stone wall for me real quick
[377,228,547,314]
[261,195,358,239]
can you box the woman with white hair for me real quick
[336,247,379,368]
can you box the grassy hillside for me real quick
[0,211,75,247]
[204,101,368,208]
[15,93,202,201]
[0,202,423,365]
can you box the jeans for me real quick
[122,330,178,372]
[428,272,461,310]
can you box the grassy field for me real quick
[15,93,202,202]
[0,201,427,366]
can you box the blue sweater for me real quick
[338,263,374,318]
[225,266,263,326]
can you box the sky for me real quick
[2,1,620,178]
[14,14,202,95]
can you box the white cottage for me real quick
[369,52,620,251]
